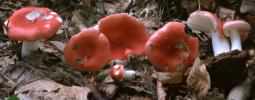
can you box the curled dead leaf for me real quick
[186,57,211,99]
[0,55,16,68]
[218,7,235,22]
[240,0,255,15]
[49,41,65,53]
[152,71,184,84]
[15,80,91,100]
[98,84,117,98]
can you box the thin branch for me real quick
[197,0,201,10]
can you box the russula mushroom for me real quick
[64,27,111,71]
[145,22,199,72]
[98,13,149,59]
[5,7,62,57]
[223,20,251,51]
[187,11,230,56]
[110,64,136,81]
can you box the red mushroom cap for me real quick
[6,7,62,41]
[110,64,125,80]
[64,27,111,72]
[185,37,199,65]
[145,22,199,72]
[98,13,149,59]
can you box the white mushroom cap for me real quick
[223,20,251,41]
[187,11,219,37]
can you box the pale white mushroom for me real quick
[187,11,230,56]
[223,20,251,51]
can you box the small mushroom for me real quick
[98,13,149,59]
[64,27,111,71]
[187,10,230,56]
[223,20,251,51]
[145,21,199,72]
[5,7,62,58]
[109,64,136,81]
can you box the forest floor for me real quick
[0,0,255,100]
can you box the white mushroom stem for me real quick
[111,64,138,80]
[211,31,230,56]
[124,70,137,80]
[21,40,41,58]
[229,30,242,51]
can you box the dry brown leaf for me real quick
[98,84,117,98]
[103,0,130,14]
[130,96,152,100]
[38,43,58,54]
[71,11,87,30]
[182,0,215,14]
[15,80,91,100]
[186,57,211,99]
[218,7,235,22]
[152,71,184,84]
[240,0,255,26]
[49,41,65,53]
[240,0,255,15]
[0,55,16,68]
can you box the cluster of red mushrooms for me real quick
[4,7,251,81]
[63,13,200,80]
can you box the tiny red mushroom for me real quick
[5,7,62,57]
[64,27,111,71]
[110,64,125,80]
[145,22,199,72]
[98,13,149,59]
[110,64,137,81]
